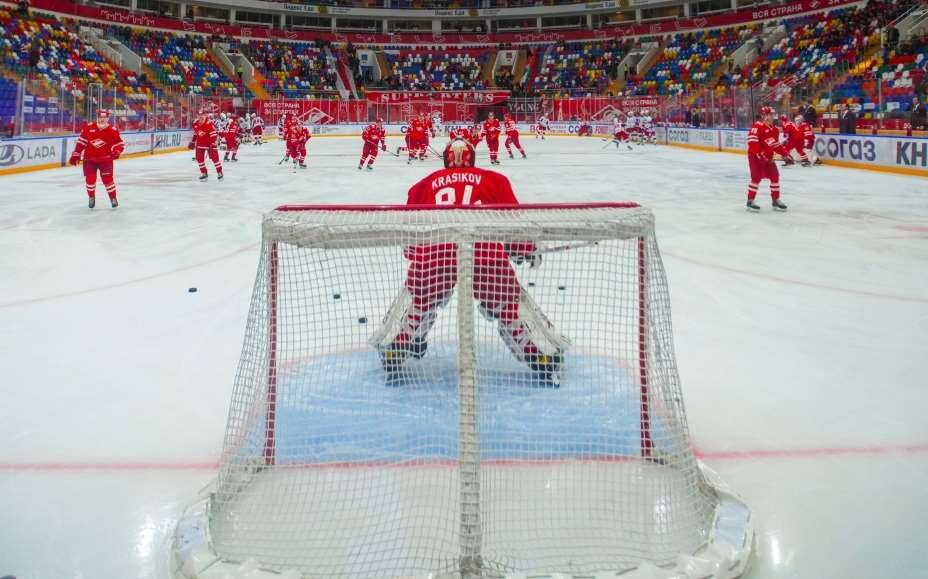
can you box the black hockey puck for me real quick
[358,317,368,324]
[527,282,535,287]
[188,287,198,293]
[558,285,566,291]
[333,293,341,300]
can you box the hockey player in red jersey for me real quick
[372,138,568,384]
[409,115,427,162]
[503,113,526,159]
[359,118,386,170]
[746,107,788,212]
[69,109,124,209]
[798,115,822,165]
[222,115,242,162]
[483,111,502,164]
[420,111,433,156]
[780,115,810,166]
[286,123,311,169]
[189,112,223,181]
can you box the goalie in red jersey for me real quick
[69,109,124,209]
[746,106,788,212]
[371,138,570,385]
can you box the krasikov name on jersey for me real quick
[431,171,483,190]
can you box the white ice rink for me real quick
[1,135,926,579]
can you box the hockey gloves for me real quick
[68,152,80,166]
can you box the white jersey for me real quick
[215,117,229,134]
[252,116,264,129]
[537,116,549,129]
[612,118,626,133]
[431,114,442,135]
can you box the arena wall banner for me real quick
[24,0,861,46]
[812,133,928,176]
[0,129,194,176]
[670,128,928,177]
[254,100,367,125]
[0,136,66,175]
[365,91,511,105]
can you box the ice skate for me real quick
[509,152,514,159]
[772,199,788,211]
[217,172,224,181]
[527,351,563,387]
[379,338,428,385]
[299,162,307,169]
[198,173,208,181]
[366,165,374,171]
[358,165,364,170]
[88,197,95,209]
[746,200,760,212]
[110,197,118,209]
[814,158,823,165]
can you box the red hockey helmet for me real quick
[759,106,774,116]
[444,139,475,169]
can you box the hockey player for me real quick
[411,114,428,162]
[430,111,442,138]
[223,115,242,162]
[189,111,223,181]
[372,138,568,384]
[359,118,386,170]
[781,115,810,166]
[286,122,311,169]
[504,113,526,159]
[799,115,822,165]
[215,113,229,149]
[69,109,124,209]
[421,111,434,155]
[251,113,265,145]
[466,122,483,150]
[640,110,656,144]
[535,114,549,139]
[483,111,502,165]
[278,114,296,164]
[746,106,788,212]
[611,113,633,150]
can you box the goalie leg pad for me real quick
[495,289,571,364]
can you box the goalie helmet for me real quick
[443,138,475,169]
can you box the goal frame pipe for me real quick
[274,202,641,212]
[263,240,279,466]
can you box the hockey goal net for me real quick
[173,203,753,579]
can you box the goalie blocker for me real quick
[372,139,568,384]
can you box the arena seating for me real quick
[380,48,489,91]
[110,27,242,97]
[829,35,927,118]
[246,40,339,97]
[533,40,626,94]
[626,27,750,97]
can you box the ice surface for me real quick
[1,136,926,579]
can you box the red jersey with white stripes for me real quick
[747,121,782,159]
[192,119,219,147]
[74,122,124,161]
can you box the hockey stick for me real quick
[278,153,290,165]
[428,145,443,158]
[538,240,600,255]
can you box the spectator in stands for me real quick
[691,109,702,128]
[801,101,817,127]
[17,0,29,15]
[911,97,927,130]
[839,104,857,134]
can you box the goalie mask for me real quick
[444,139,475,168]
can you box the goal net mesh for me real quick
[209,204,721,578]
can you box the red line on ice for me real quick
[1,443,927,472]
[0,244,259,309]
[664,252,928,304]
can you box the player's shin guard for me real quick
[85,174,96,200]
[770,183,781,201]
[488,290,570,381]
[102,175,117,201]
